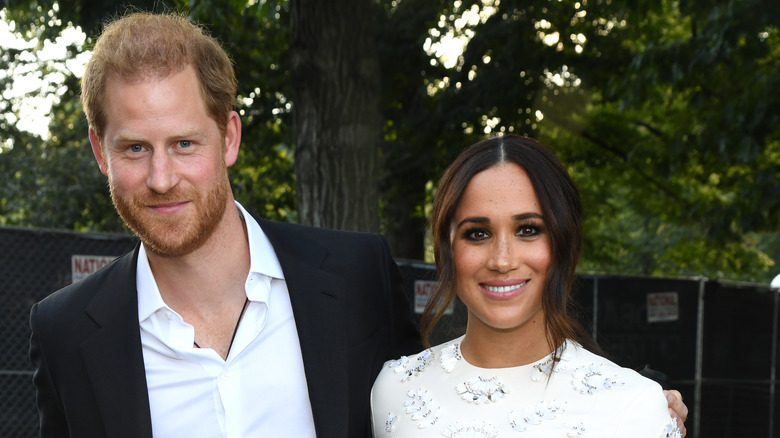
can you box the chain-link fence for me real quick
[3,226,779,437]
[0,226,137,438]
[398,265,780,438]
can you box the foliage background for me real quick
[1,0,778,283]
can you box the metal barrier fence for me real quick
[0,226,137,438]
[397,263,780,438]
[2,226,778,437]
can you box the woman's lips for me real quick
[480,280,529,299]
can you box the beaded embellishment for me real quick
[571,363,623,394]
[661,418,683,438]
[443,420,499,438]
[456,376,508,404]
[403,388,441,428]
[564,421,587,437]
[384,412,398,432]
[388,349,435,381]
[531,345,574,381]
[440,341,462,372]
[508,400,566,432]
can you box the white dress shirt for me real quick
[137,202,316,437]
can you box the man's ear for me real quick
[223,111,242,167]
[88,127,109,176]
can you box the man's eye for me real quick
[179,140,192,148]
[129,144,143,153]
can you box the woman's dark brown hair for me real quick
[421,135,600,358]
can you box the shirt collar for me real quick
[236,201,284,281]
[136,245,165,323]
[136,200,283,323]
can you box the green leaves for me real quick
[2,0,777,281]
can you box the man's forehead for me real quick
[104,64,191,87]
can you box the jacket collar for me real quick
[257,217,350,437]
[81,244,154,438]
[80,219,351,438]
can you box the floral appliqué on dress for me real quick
[388,349,435,381]
[442,341,509,404]
[456,376,508,404]
[661,417,683,438]
[443,419,499,438]
[404,388,442,428]
[508,400,567,432]
[531,346,573,382]
[571,363,624,394]
[440,341,462,372]
[384,412,398,433]
[564,420,587,437]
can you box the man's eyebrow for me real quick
[172,129,206,139]
[112,129,205,143]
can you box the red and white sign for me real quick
[413,280,454,315]
[71,255,117,283]
[646,292,679,323]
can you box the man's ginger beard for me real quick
[109,162,231,258]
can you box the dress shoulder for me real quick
[372,338,681,437]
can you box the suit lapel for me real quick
[80,248,153,438]
[78,219,350,437]
[260,219,350,437]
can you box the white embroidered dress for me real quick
[371,336,681,437]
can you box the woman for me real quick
[371,135,682,437]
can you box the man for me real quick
[29,12,419,438]
[29,11,687,438]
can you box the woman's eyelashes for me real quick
[517,222,543,237]
[463,227,490,241]
[461,221,544,241]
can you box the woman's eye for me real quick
[517,225,540,237]
[465,229,490,241]
[179,140,192,148]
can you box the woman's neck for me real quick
[459,314,554,368]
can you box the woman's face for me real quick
[452,163,551,338]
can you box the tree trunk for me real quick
[289,0,381,232]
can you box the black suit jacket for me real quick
[29,217,422,438]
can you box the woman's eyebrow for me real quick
[455,216,489,229]
[513,212,544,221]
[456,212,545,228]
